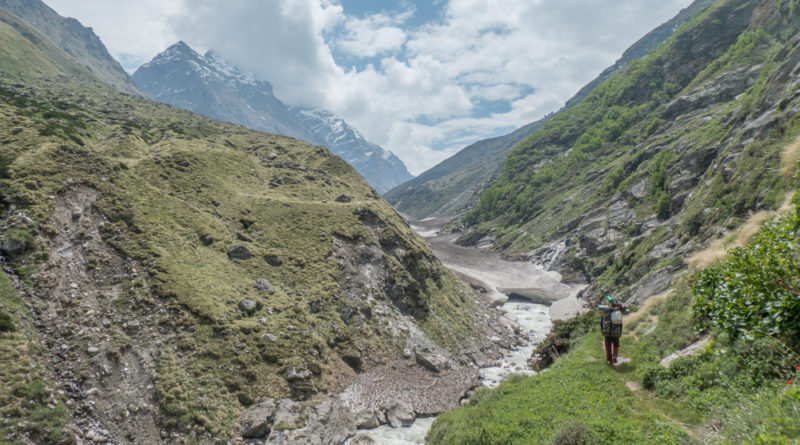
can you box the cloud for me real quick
[335,10,412,58]
[46,0,182,72]
[172,0,345,107]
[44,0,695,175]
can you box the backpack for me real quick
[601,310,622,337]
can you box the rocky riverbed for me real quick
[340,218,584,444]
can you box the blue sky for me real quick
[46,0,694,175]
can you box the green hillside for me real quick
[0,8,484,442]
[464,0,800,299]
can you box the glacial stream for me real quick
[344,217,581,444]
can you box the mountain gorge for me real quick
[3,0,800,443]
[132,42,413,194]
[0,5,502,443]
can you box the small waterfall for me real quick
[546,241,565,271]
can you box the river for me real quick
[344,217,584,444]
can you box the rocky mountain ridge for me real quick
[463,0,800,303]
[132,42,413,194]
[385,0,717,220]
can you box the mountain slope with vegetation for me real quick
[464,0,800,301]
[385,0,715,221]
[0,7,492,443]
[0,0,141,95]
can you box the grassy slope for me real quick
[0,10,483,438]
[428,331,689,444]
[430,272,800,444]
[0,270,70,444]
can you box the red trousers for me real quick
[604,336,619,363]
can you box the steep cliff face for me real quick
[385,0,716,221]
[133,43,413,194]
[0,0,141,95]
[464,0,800,302]
[0,8,492,443]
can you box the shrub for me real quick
[0,310,14,332]
[549,422,598,445]
[692,203,800,352]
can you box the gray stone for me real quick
[87,346,100,355]
[228,244,253,260]
[199,234,214,245]
[354,410,381,429]
[286,367,314,398]
[123,320,141,332]
[261,333,277,343]
[334,194,353,203]
[415,350,449,373]
[386,400,415,428]
[629,179,650,199]
[239,298,258,314]
[267,152,278,160]
[265,397,356,445]
[660,336,711,368]
[241,399,276,438]
[349,433,377,445]
[0,237,25,257]
[10,127,22,135]
[264,254,283,266]
[254,278,275,295]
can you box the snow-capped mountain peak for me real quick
[133,42,413,193]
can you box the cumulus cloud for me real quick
[44,0,694,175]
[335,10,412,58]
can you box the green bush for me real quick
[530,311,599,371]
[692,202,800,351]
[0,310,14,332]
[549,422,598,445]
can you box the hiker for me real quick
[599,296,627,365]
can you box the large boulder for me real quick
[386,400,415,428]
[415,349,449,373]
[228,244,253,260]
[238,298,258,315]
[0,237,25,257]
[254,278,275,295]
[249,397,356,445]
[241,399,277,438]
